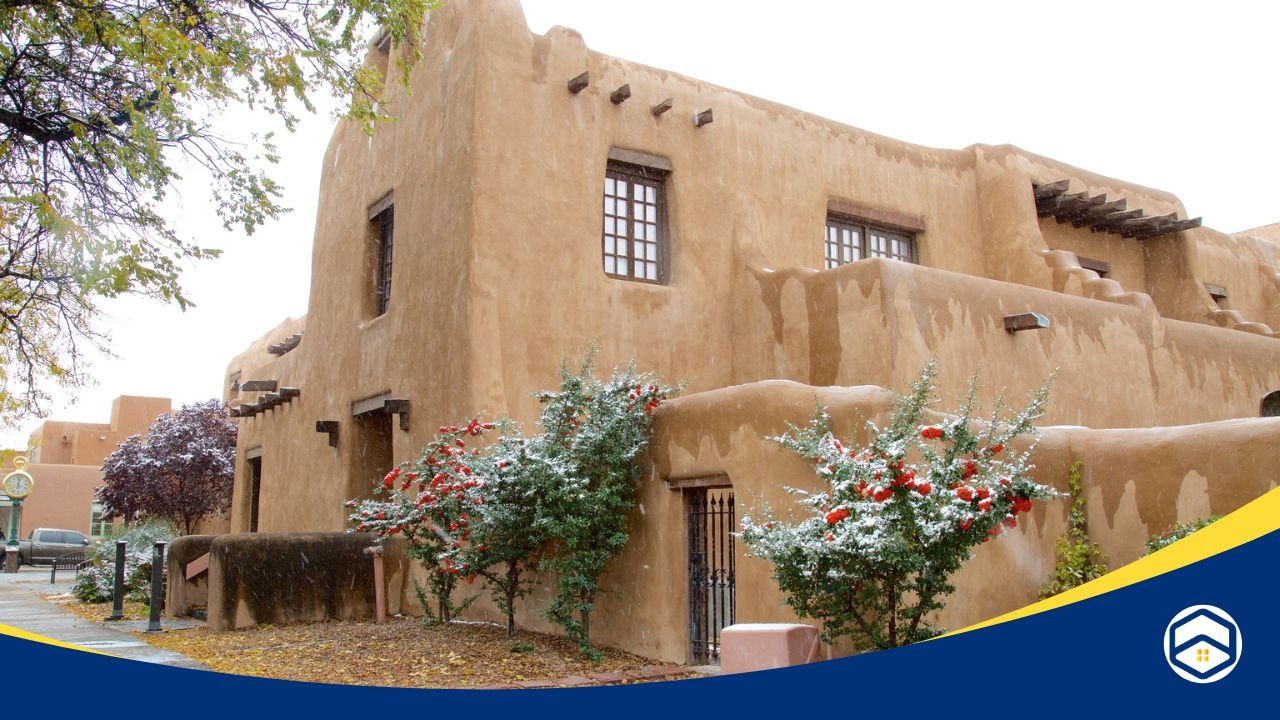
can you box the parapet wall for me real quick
[733,258,1280,428]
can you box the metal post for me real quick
[5,501,21,574]
[146,541,166,632]
[5,500,19,547]
[106,540,126,621]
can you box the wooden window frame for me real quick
[372,205,394,316]
[825,212,917,268]
[603,159,669,285]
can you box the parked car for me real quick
[17,528,90,566]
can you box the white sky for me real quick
[4,0,1277,449]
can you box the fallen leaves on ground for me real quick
[135,617,705,689]
[47,596,151,622]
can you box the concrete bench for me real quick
[720,623,821,674]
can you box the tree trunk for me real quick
[505,563,520,637]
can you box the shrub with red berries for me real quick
[345,349,677,652]
[740,361,1058,651]
[346,418,498,624]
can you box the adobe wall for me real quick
[223,0,489,533]
[25,396,170,468]
[206,533,409,630]
[459,0,1277,434]
[731,258,1280,427]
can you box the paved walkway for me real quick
[0,566,206,670]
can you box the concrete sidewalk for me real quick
[0,566,206,670]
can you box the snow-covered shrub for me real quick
[741,362,1059,651]
[348,351,676,655]
[1144,516,1220,556]
[71,521,175,604]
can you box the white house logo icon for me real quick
[1164,605,1242,683]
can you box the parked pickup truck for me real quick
[17,528,90,566]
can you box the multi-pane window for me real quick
[603,162,666,284]
[824,215,916,269]
[372,205,394,316]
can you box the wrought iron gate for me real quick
[688,487,735,664]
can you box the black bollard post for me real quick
[106,540,126,622]
[146,541,166,632]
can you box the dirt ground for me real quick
[58,599,704,689]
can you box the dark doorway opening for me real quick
[247,456,262,533]
[687,487,735,665]
[350,411,394,498]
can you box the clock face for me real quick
[4,472,32,499]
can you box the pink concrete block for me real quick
[720,623,820,674]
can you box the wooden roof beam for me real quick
[1053,194,1109,224]
[1137,216,1202,240]
[1036,191,1088,217]
[1032,180,1071,200]
[1071,198,1128,227]
[1121,213,1178,238]
[1090,208,1144,233]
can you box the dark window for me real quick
[824,215,916,268]
[373,205,394,316]
[603,161,667,284]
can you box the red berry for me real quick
[917,483,932,496]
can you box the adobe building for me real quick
[221,0,1280,662]
[1,396,171,540]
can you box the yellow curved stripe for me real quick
[0,622,110,655]
[944,486,1280,638]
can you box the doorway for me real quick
[247,454,262,532]
[687,486,736,664]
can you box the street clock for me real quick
[3,457,34,500]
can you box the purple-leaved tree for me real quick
[97,399,237,535]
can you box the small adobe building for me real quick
[221,0,1280,663]
[2,396,171,540]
